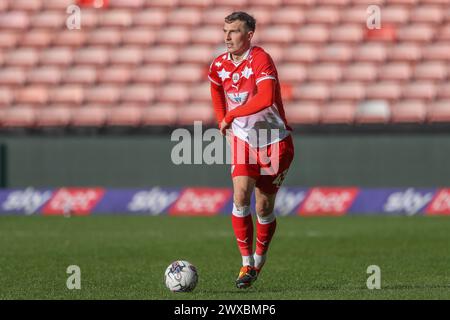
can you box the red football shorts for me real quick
[230,134,295,194]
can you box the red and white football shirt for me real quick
[208,46,291,147]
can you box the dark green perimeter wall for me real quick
[0,133,449,188]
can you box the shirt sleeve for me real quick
[254,52,277,85]
[208,59,222,86]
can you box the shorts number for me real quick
[272,170,288,188]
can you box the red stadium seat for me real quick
[381,6,410,24]
[27,67,62,85]
[364,24,396,42]
[141,103,178,126]
[388,43,422,62]
[109,0,145,8]
[50,86,84,105]
[246,7,272,26]
[378,62,412,81]
[340,6,367,23]
[271,7,305,25]
[0,11,30,30]
[177,103,215,125]
[284,101,321,125]
[87,28,122,46]
[329,24,364,42]
[190,28,223,45]
[317,0,350,5]
[387,0,418,4]
[107,105,143,127]
[437,23,450,41]
[0,67,26,85]
[330,82,365,100]
[71,107,108,127]
[6,0,42,12]
[402,81,437,100]
[283,44,318,63]
[1,106,36,128]
[31,11,65,29]
[167,8,202,26]
[179,0,213,7]
[422,42,450,60]
[437,83,450,99]
[179,45,214,64]
[321,102,356,124]
[293,82,330,101]
[410,5,444,23]
[214,0,248,6]
[144,0,178,8]
[305,6,340,24]
[428,100,450,123]
[391,100,427,123]
[259,26,295,44]
[77,9,99,29]
[85,85,121,104]
[122,28,156,46]
[43,0,75,9]
[318,44,353,62]
[343,63,377,82]
[99,9,133,27]
[63,67,97,85]
[366,82,402,100]
[133,9,167,28]
[283,0,316,4]
[397,24,435,42]
[278,64,307,83]
[74,47,109,66]
[261,44,284,63]
[295,24,330,43]
[36,106,72,127]
[0,87,14,106]
[132,65,167,84]
[189,82,211,103]
[167,64,204,83]
[414,62,447,81]
[355,100,391,124]
[21,29,53,48]
[45,21,77,40]
[157,84,190,104]
[248,0,282,6]
[202,7,234,25]
[354,43,387,62]
[144,46,179,64]
[306,64,342,82]
[40,47,74,66]
[5,48,39,67]
[109,47,144,66]
[157,27,191,45]
[0,32,18,48]
[98,66,132,84]
[15,86,48,106]
[121,85,155,104]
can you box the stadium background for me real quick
[0,0,449,215]
[0,0,449,301]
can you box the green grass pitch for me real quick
[0,215,448,299]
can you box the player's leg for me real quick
[253,135,295,272]
[232,175,259,289]
[231,175,256,267]
[253,188,277,272]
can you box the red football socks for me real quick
[255,216,277,256]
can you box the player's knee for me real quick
[255,200,272,217]
[234,190,251,207]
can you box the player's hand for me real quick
[220,119,231,136]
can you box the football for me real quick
[164,260,198,292]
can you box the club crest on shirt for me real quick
[232,73,240,83]
[226,91,249,105]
